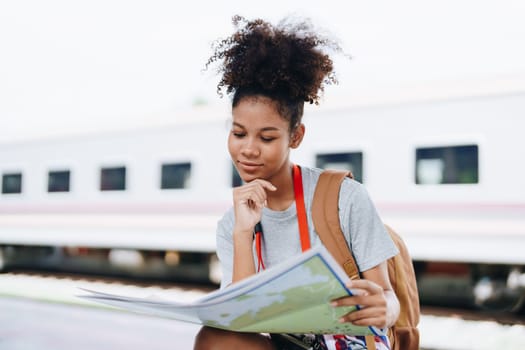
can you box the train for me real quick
[1,82,524,312]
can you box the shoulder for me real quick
[338,176,378,218]
[303,165,363,200]
[298,165,324,188]
[299,164,323,180]
[298,165,322,199]
[340,176,367,200]
[300,165,365,201]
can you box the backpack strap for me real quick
[312,169,360,280]
[313,170,379,350]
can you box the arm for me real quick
[230,179,276,283]
[332,261,400,328]
[231,227,256,282]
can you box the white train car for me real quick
[1,85,524,310]
[0,109,235,283]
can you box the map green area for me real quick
[80,246,384,336]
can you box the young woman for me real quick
[194,15,400,350]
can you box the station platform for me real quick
[1,273,524,350]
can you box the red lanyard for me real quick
[293,164,311,252]
[255,224,265,272]
[255,164,311,272]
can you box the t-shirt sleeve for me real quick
[339,179,399,272]
[216,209,235,289]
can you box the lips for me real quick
[238,161,262,173]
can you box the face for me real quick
[228,96,303,183]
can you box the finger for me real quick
[330,296,360,307]
[235,186,266,208]
[246,187,268,208]
[240,197,259,210]
[237,181,270,199]
[331,294,371,307]
[345,279,383,295]
[240,193,265,210]
[332,290,387,309]
[249,178,277,191]
[347,287,369,297]
[339,307,387,328]
[342,314,386,328]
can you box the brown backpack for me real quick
[311,169,420,350]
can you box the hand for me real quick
[232,179,276,234]
[331,279,389,328]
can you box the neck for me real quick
[265,164,296,211]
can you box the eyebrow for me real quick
[232,122,281,132]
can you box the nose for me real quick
[240,137,260,158]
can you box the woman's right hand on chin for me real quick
[232,179,276,235]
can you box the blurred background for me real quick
[1,1,524,349]
[2,0,525,141]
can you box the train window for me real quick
[161,162,191,189]
[316,152,363,183]
[48,170,70,192]
[231,164,242,187]
[100,166,126,191]
[2,173,22,194]
[415,144,478,184]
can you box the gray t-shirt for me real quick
[216,166,398,288]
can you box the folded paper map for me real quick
[79,245,385,336]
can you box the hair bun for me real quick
[206,15,344,105]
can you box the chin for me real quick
[240,173,258,183]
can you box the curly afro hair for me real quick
[205,15,344,129]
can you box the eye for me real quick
[232,130,245,138]
[261,136,276,142]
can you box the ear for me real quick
[290,124,305,149]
